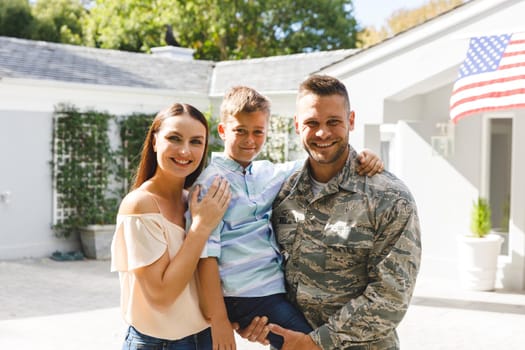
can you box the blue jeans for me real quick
[224,293,313,349]
[122,326,212,350]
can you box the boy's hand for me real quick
[268,324,321,350]
[211,316,237,350]
[357,149,384,176]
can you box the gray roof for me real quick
[210,49,358,94]
[0,36,214,93]
[0,36,358,95]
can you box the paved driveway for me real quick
[1,258,525,349]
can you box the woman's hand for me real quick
[190,177,231,234]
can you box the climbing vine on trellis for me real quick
[51,105,118,237]
[258,114,300,163]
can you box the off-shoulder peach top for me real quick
[110,213,209,340]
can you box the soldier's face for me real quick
[295,93,354,168]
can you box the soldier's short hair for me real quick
[297,75,351,113]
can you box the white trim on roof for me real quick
[1,77,206,97]
[213,49,358,67]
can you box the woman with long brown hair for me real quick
[111,103,231,349]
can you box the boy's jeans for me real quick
[225,293,313,349]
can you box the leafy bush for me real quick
[257,114,300,163]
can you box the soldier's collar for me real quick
[296,150,360,196]
[333,146,360,193]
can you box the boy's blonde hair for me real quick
[220,86,271,122]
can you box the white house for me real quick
[0,35,354,260]
[1,0,524,289]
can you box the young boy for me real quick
[191,86,382,349]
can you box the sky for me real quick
[352,0,431,28]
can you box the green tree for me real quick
[265,0,358,55]
[357,0,466,48]
[0,0,34,39]
[31,0,86,44]
[82,0,178,52]
[82,0,359,60]
[183,0,360,60]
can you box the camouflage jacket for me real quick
[272,146,421,350]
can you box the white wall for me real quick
[0,79,211,259]
[0,110,74,258]
[394,85,484,279]
[0,78,210,114]
[264,92,297,118]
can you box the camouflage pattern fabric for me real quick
[272,146,422,350]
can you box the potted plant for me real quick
[457,197,503,291]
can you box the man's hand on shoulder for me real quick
[268,324,321,350]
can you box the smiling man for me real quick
[266,74,422,349]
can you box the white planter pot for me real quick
[80,224,116,260]
[457,233,503,291]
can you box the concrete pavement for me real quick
[1,257,524,349]
[0,258,266,350]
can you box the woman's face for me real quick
[153,113,207,179]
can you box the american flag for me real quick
[449,32,525,123]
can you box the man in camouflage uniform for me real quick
[266,75,421,349]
